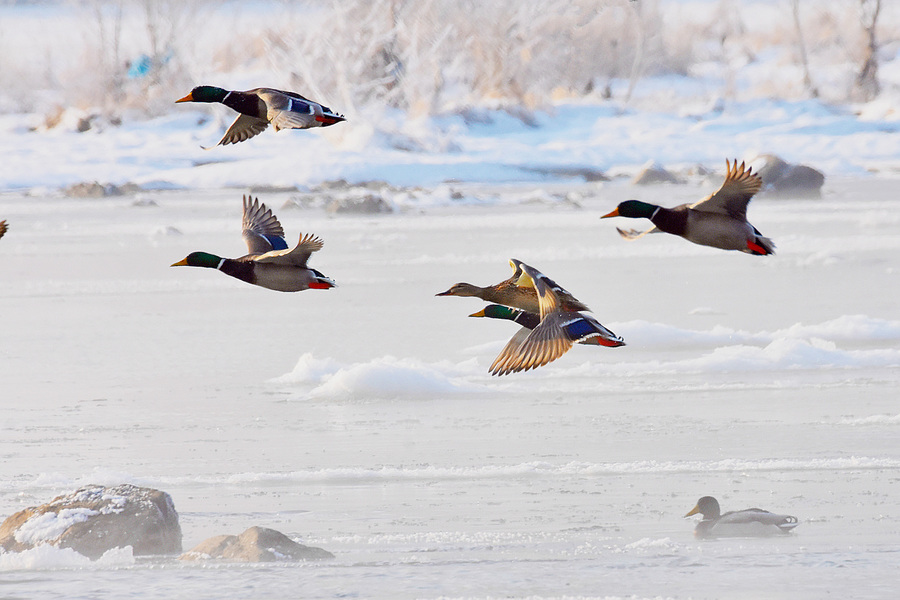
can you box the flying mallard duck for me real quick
[176,86,345,147]
[0,220,7,240]
[441,260,623,376]
[171,195,335,292]
[470,304,625,351]
[685,496,799,539]
[602,159,774,255]
[436,261,590,315]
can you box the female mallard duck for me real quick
[462,259,623,376]
[176,86,345,147]
[171,195,335,292]
[436,261,590,315]
[0,220,7,240]
[685,496,799,538]
[602,159,774,255]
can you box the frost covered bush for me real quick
[266,0,672,113]
[0,0,896,120]
[0,0,206,117]
[69,0,205,115]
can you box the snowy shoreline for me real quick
[3,97,900,195]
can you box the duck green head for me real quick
[176,86,229,104]
[601,200,659,220]
[171,252,223,269]
[469,305,520,320]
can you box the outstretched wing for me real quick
[242,196,287,255]
[509,258,590,313]
[489,262,575,375]
[691,159,762,220]
[256,90,319,131]
[252,233,324,267]
[489,315,574,376]
[615,225,659,240]
[495,258,525,287]
[211,114,269,148]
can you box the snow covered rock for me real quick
[522,166,609,181]
[64,181,141,197]
[326,194,394,214]
[751,154,825,198]
[632,161,680,185]
[181,526,334,562]
[0,484,182,559]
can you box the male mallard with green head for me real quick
[602,159,774,255]
[470,304,625,350]
[685,496,799,538]
[176,86,345,147]
[171,195,335,292]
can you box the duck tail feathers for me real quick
[750,235,776,256]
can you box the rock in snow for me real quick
[64,181,142,197]
[326,194,394,214]
[0,484,182,559]
[181,526,334,562]
[751,154,825,198]
[632,161,680,185]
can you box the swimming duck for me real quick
[176,86,345,147]
[684,496,799,538]
[171,195,335,292]
[478,260,623,376]
[471,304,625,349]
[0,220,7,240]
[601,159,774,255]
[436,261,590,315]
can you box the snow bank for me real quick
[595,315,900,375]
[275,354,483,398]
[1,96,900,192]
[0,545,134,572]
[840,414,900,426]
[137,456,900,487]
[272,353,343,385]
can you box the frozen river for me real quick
[1,177,898,599]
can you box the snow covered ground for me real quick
[0,96,899,193]
[1,1,899,599]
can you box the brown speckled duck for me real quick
[436,260,590,314]
[171,195,335,292]
[685,496,799,538]
[0,220,7,240]
[176,86,345,147]
[602,159,774,255]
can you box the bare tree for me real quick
[791,0,818,98]
[139,0,206,86]
[854,0,881,101]
[87,0,126,106]
[623,0,646,104]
